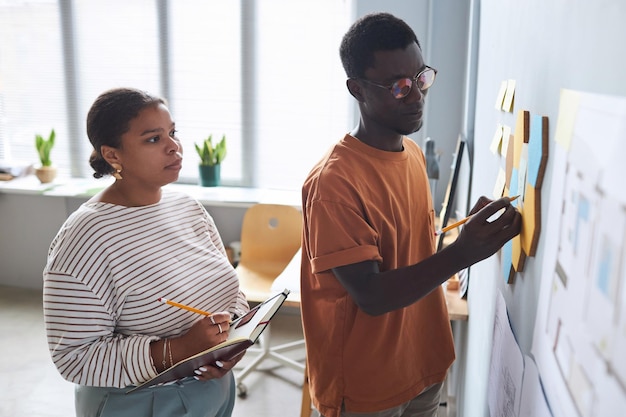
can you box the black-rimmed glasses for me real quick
[359,66,438,99]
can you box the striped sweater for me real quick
[43,190,249,388]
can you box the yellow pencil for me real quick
[434,195,520,236]
[158,298,212,316]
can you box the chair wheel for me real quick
[237,382,247,397]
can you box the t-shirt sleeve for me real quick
[306,199,382,274]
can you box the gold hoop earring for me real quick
[111,164,123,180]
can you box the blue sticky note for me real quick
[510,168,519,196]
[502,240,513,283]
[527,114,544,187]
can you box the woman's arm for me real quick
[43,272,160,387]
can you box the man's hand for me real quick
[454,196,522,265]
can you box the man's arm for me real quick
[332,197,521,316]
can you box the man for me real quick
[300,12,521,417]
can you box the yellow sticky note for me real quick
[554,89,581,151]
[490,124,503,155]
[501,125,512,157]
[493,168,507,199]
[513,110,529,169]
[502,79,516,112]
[495,81,507,110]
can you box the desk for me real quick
[445,287,468,321]
[0,176,300,208]
[439,222,468,321]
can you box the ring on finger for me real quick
[210,315,216,325]
[217,323,223,334]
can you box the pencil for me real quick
[158,298,212,316]
[434,195,520,236]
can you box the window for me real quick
[0,0,68,175]
[251,0,352,189]
[0,0,353,190]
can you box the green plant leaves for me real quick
[35,129,55,167]
[195,134,227,166]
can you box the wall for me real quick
[461,1,626,416]
[0,193,68,289]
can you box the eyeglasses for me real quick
[359,66,438,99]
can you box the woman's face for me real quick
[113,103,183,187]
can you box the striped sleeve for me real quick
[43,272,159,387]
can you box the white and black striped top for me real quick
[43,190,248,388]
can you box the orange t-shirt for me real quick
[300,134,455,417]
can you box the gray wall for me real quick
[461,1,626,416]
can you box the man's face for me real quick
[358,42,430,136]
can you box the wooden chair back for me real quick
[236,204,302,303]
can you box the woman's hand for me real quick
[172,311,232,362]
[193,351,246,381]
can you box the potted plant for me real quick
[34,129,57,183]
[195,134,227,187]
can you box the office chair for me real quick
[234,203,305,397]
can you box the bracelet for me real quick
[168,338,174,368]
[162,338,168,370]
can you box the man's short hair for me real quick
[340,12,420,79]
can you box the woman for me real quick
[43,87,249,417]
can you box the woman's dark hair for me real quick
[339,12,421,79]
[87,88,166,178]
